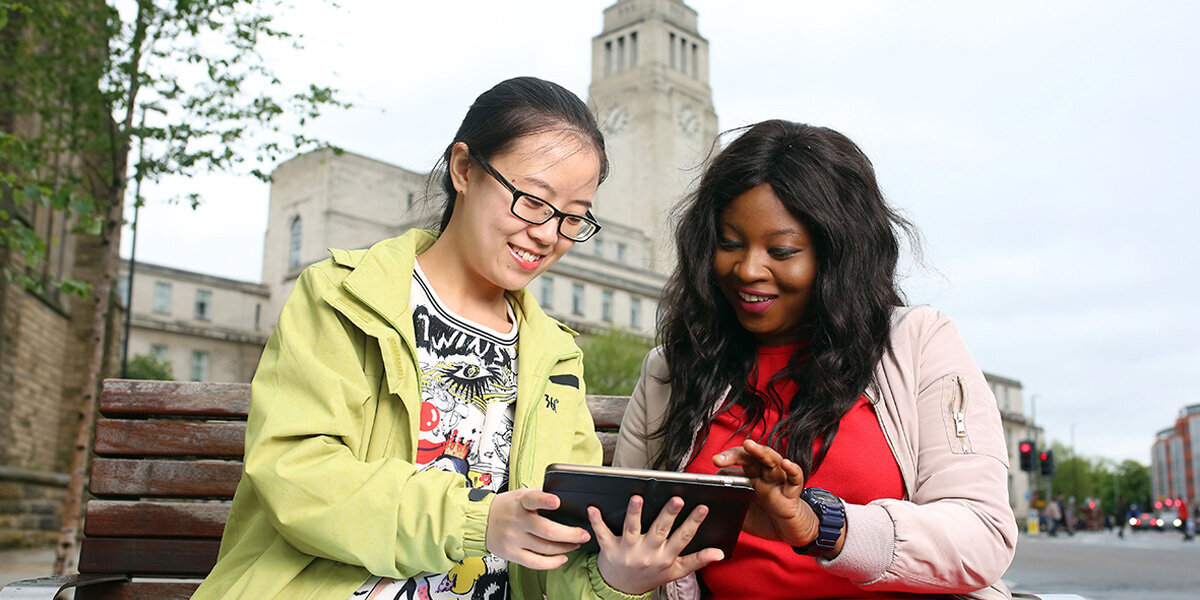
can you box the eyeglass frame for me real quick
[468,149,602,243]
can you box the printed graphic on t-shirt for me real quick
[348,264,517,600]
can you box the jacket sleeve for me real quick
[613,347,667,469]
[243,266,493,579]
[822,307,1018,595]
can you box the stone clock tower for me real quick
[588,0,718,275]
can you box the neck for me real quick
[417,234,510,328]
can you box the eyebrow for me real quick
[515,173,594,210]
[721,221,804,237]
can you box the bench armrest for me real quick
[0,574,129,599]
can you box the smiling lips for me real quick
[509,244,545,270]
[735,289,776,314]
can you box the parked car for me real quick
[1128,511,1166,531]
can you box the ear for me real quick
[448,142,472,196]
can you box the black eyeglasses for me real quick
[469,150,601,243]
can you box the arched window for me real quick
[288,216,302,271]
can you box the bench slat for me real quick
[94,419,246,458]
[85,500,230,538]
[586,395,629,429]
[101,379,250,418]
[76,582,200,600]
[90,458,242,499]
[79,537,219,577]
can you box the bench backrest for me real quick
[78,379,629,595]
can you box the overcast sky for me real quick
[121,1,1200,465]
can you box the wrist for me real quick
[791,487,845,558]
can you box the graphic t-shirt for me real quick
[350,262,517,600]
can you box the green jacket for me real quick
[193,230,640,600]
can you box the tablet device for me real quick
[539,463,754,555]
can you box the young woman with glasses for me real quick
[192,77,716,600]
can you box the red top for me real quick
[684,344,909,599]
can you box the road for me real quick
[1005,529,1200,600]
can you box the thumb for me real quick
[519,488,561,511]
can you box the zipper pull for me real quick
[952,375,967,438]
[954,411,967,437]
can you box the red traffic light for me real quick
[1088,501,1096,509]
[1020,442,1032,452]
[1039,452,1049,461]
[1154,501,1164,510]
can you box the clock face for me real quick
[677,105,700,137]
[602,105,630,136]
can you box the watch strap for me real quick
[792,487,845,557]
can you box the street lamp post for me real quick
[120,103,164,377]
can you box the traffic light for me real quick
[1039,450,1055,476]
[1019,440,1034,472]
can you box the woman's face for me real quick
[713,183,818,347]
[449,132,600,292]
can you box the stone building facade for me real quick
[117,260,270,383]
[986,372,1042,525]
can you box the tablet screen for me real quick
[539,463,754,555]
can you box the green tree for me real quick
[580,328,653,396]
[124,352,173,380]
[2,0,346,573]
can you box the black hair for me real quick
[652,120,919,476]
[431,76,608,230]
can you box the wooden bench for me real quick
[0,379,1084,600]
[0,379,630,600]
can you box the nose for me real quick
[732,249,769,282]
[526,217,560,246]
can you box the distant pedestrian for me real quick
[1178,497,1193,541]
[1062,495,1076,536]
[1116,497,1131,539]
[1045,496,1063,536]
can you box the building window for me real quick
[595,237,604,256]
[152,282,171,314]
[605,40,613,76]
[288,216,302,271]
[617,242,627,263]
[407,192,415,209]
[116,274,130,309]
[630,31,638,67]
[194,289,212,321]
[150,344,167,359]
[540,276,554,309]
[190,350,209,382]
[254,303,262,331]
[572,283,585,316]
[630,297,642,329]
[601,290,613,322]
[669,32,676,69]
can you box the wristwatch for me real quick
[792,487,845,557]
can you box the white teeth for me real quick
[511,246,541,263]
[738,291,772,303]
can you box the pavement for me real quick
[0,546,58,588]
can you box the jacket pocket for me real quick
[941,374,972,455]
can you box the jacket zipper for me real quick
[951,375,971,453]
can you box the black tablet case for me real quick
[539,464,754,555]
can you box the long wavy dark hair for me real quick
[430,76,609,230]
[652,120,918,476]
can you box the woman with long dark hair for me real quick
[193,77,716,600]
[614,120,1018,599]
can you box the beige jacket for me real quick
[614,306,1017,600]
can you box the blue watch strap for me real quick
[792,487,845,557]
